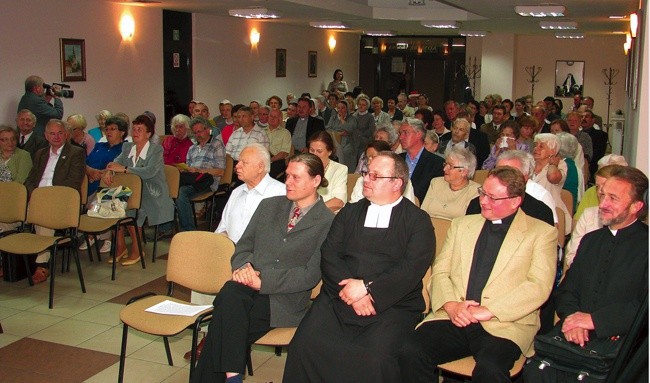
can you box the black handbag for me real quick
[179,172,214,192]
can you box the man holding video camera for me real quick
[18,75,64,138]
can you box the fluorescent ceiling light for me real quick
[421,21,459,29]
[555,32,585,39]
[460,30,488,37]
[309,21,347,29]
[540,21,577,30]
[515,5,565,17]
[365,30,395,36]
[609,15,625,19]
[229,8,280,19]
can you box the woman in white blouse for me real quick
[308,130,348,212]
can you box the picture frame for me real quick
[276,49,287,77]
[554,60,584,98]
[308,51,317,78]
[59,38,86,82]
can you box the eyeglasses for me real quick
[361,171,398,181]
[443,162,465,170]
[477,187,516,201]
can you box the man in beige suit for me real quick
[399,167,557,382]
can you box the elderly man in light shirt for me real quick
[184,143,285,361]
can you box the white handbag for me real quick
[87,186,128,219]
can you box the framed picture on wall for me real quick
[276,49,287,77]
[308,51,317,77]
[59,38,86,82]
[554,60,584,97]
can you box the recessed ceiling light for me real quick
[309,21,347,29]
[228,8,280,19]
[365,30,395,36]
[459,30,488,37]
[421,21,460,29]
[555,32,585,39]
[515,5,565,17]
[540,21,578,30]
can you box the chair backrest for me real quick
[414,196,420,207]
[167,231,235,294]
[472,169,489,185]
[0,182,27,225]
[27,186,80,229]
[560,189,574,218]
[164,165,180,199]
[421,266,432,315]
[347,173,361,201]
[430,217,452,258]
[101,173,143,210]
[80,175,89,206]
[556,207,566,248]
[221,154,234,186]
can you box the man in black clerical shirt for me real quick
[400,167,557,383]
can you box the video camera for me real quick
[43,82,74,98]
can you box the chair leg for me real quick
[189,324,201,381]
[152,225,158,263]
[48,246,57,309]
[274,346,282,356]
[111,227,118,280]
[23,256,34,286]
[118,323,129,383]
[93,234,102,262]
[132,222,146,270]
[191,201,198,229]
[246,344,254,376]
[208,196,216,231]
[163,336,173,366]
[73,245,86,293]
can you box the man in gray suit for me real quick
[192,153,335,383]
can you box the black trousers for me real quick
[192,281,271,383]
[399,321,521,383]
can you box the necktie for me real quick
[20,135,25,146]
[287,207,301,231]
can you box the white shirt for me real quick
[526,179,558,224]
[215,173,286,243]
[20,131,34,144]
[364,197,403,228]
[38,145,63,187]
[127,141,150,166]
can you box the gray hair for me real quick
[24,75,43,92]
[497,150,535,179]
[374,124,398,145]
[446,147,477,179]
[95,110,112,121]
[16,109,36,124]
[356,94,370,106]
[244,143,271,173]
[402,118,426,140]
[171,114,191,137]
[556,132,578,158]
[0,125,18,140]
[425,130,439,144]
[189,116,211,132]
[534,133,560,155]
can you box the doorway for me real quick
[163,10,192,134]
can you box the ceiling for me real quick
[117,0,637,36]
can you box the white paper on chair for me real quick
[145,300,213,316]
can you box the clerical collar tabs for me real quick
[491,219,503,224]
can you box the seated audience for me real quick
[16,109,48,160]
[284,152,434,382]
[556,132,581,212]
[479,104,508,145]
[264,108,292,179]
[88,110,111,142]
[103,115,174,265]
[437,118,477,157]
[162,114,193,165]
[533,133,571,234]
[399,118,444,203]
[193,154,334,383]
[326,99,357,170]
[309,130,347,212]
[67,114,95,156]
[287,98,325,154]
[24,119,86,284]
[0,125,32,184]
[574,154,628,221]
[400,167,557,382]
[525,166,647,381]
[481,120,530,170]
[375,124,402,153]
[550,118,586,202]
[421,147,479,220]
[386,97,403,122]
[371,96,391,128]
[424,130,439,155]
[431,110,450,141]
[350,140,415,203]
[225,106,269,163]
[220,103,244,146]
[516,115,537,152]
[176,117,225,232]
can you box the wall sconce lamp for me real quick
[250,28,260,46]
[630,13,638,38]
[328,36,337,51]
[120,14,135,41]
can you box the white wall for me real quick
[0,0,164,131]
[479,33,516,101]
[192,14,360,107]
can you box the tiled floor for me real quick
[0,234,286,382]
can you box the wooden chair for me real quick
[347,173,361,201]
[472,169,489,185]
[0,182,27,237]
[0,186,85,308]
[190,154,234,231]
[436,354,527,381]
[560,189,574,218]
[246,283,322,376]
[556,208,566,249]
[118,232,235,383]
[77,173,145,280]
[430,217,452,258]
